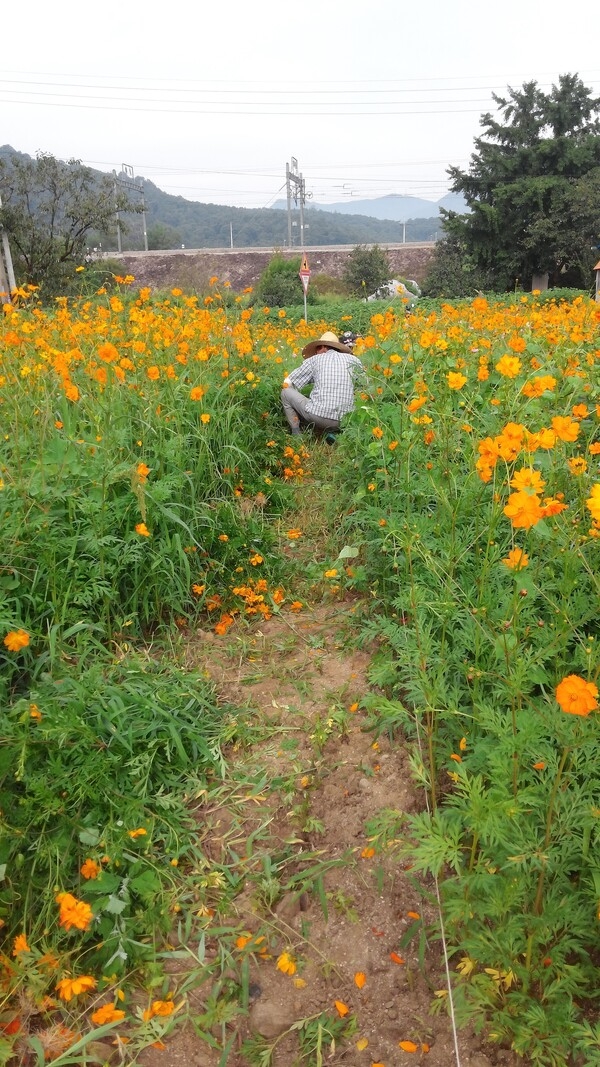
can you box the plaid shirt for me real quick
[285,349,366,420]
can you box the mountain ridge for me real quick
[0,146,457,250]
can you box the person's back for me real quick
[281,330,366,436]
[301,349,363,420]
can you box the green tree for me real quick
[0,152,140,298]
[443,74,600,291]
[255,253,314,306]
[422,233,496,298]
[343,244,391,297]
[147,221,183,250]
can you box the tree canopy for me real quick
[0,152,139,297]
[343,244,391,297]
[440,74,600,292]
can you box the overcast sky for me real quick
[3,0,599,211]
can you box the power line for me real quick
[0,95,499,117]
[3,67,600,86]
[6,76,598,96]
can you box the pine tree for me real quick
[442,74,600,291]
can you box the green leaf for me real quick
[337,545,359,559]
[105,894,127,915]
[79,827,101,846]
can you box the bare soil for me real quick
[137,604,518,1067]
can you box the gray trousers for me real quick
[281,387,340,434]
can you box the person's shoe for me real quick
[324,432,338,445]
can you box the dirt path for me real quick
[137,603,514,1067]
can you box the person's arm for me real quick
[284,362,313,390]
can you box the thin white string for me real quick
[412,711,463,1067]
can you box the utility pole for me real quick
[0,195,16,302]
[286,158,307,249]
[113,164,148,253]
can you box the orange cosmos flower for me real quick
[128,827,147,839]
[289,601,303,612]
[146,366,160,381]
[3,629,30,652]
[214,613,234,636]
[91,1003,126,1025]
[80,859,100,880]
[510,468,545,493]
[540,497,568,518]
[56,892,93,932]
[502,548,529,570]
[334,1000,349,1017]
[98,342,119,363]
[142,999,176,1021]
[507,335,526,353]
[190,386,206,400]
[555,674,598,717]
[200,413,211,424]
[503,491,543,530]
[136,462,150,482]
[135,522,151,537]
[354,972,366,988]
[551,416,579,443]
[55,975,96,1001]
[12,934,30,955]
[286,529,302,539]
[372,427,384,439]
[572,404,589,419]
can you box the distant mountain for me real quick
[0,146,446,250]
[274,192,468,222]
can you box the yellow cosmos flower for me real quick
[447,371,467,390]
[56,975,96,1002]
[585,484,600,522]
[495,355,522,378]
[276,951,297,975]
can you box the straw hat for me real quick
[301,331,354,358]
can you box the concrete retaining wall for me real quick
[112,244,436,292]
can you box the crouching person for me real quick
[281,331,366,437]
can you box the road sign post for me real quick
[298,252,310,322]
